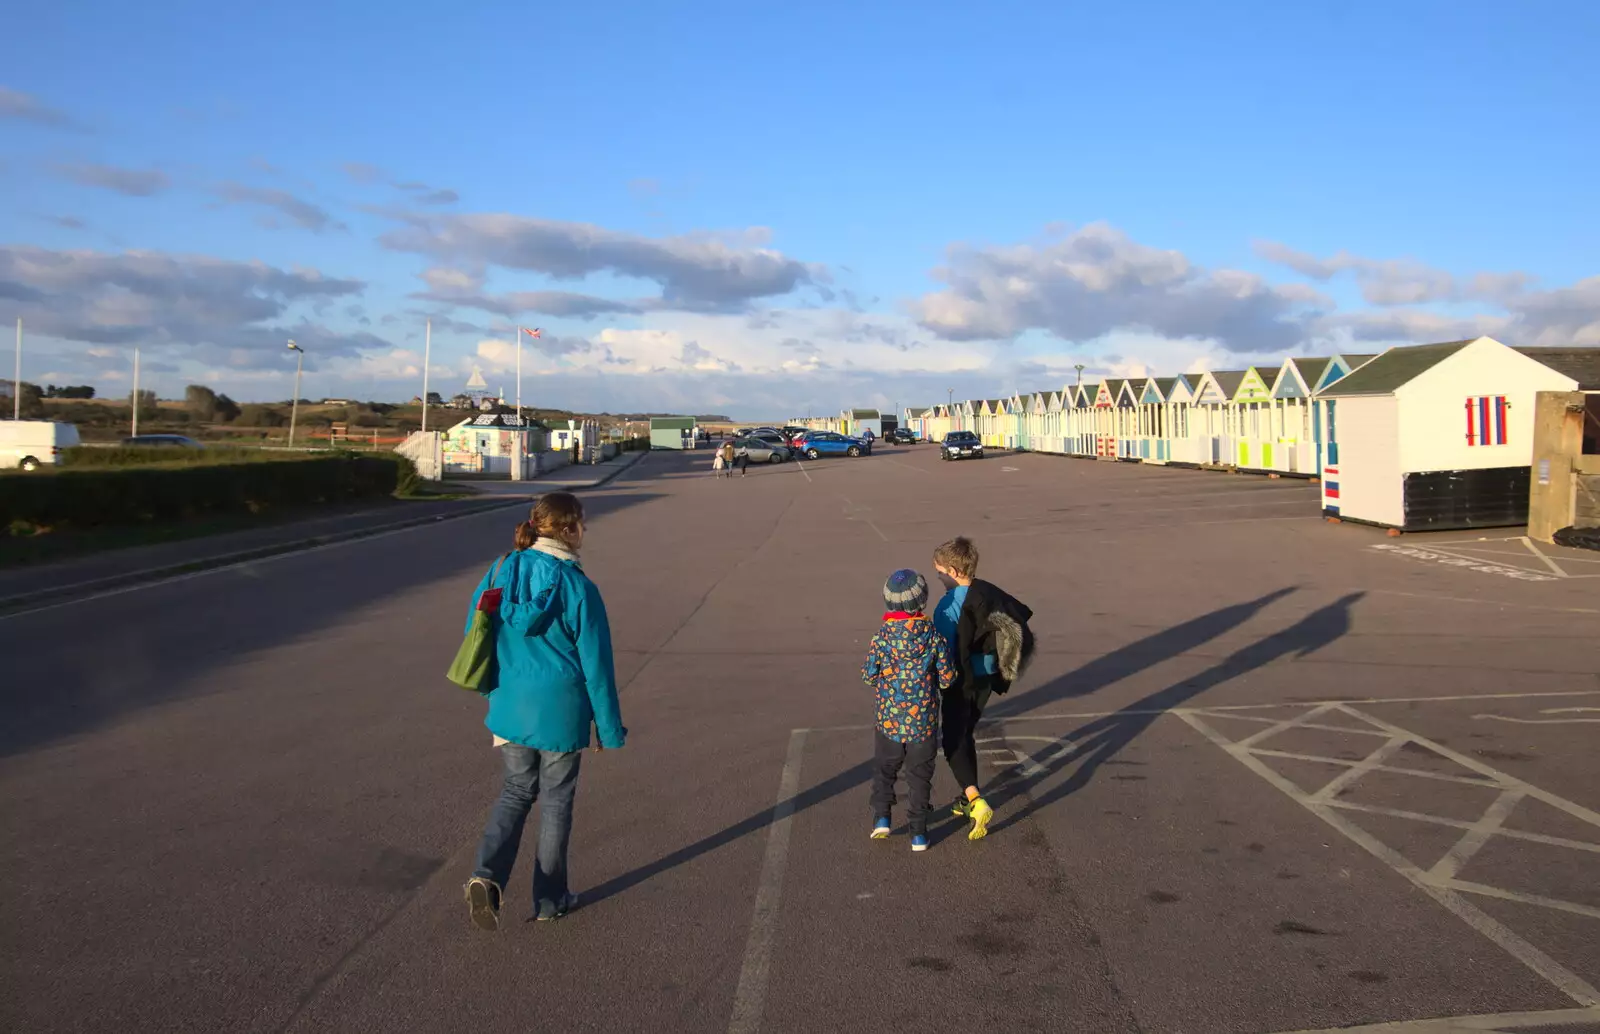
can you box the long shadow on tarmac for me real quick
[0,488,662,757]
[581,585,1323,906]
[984,590,1365,836]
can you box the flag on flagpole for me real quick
[522,327,543,339]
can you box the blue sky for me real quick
[3,0,1596,417]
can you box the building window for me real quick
[1465,395,1508,446]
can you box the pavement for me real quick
[1,446,1597,1034]
[0,449,649,611]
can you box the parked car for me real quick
[797,431,871,459]
[123,434,205,448]
[0,420,81,470]
[940,431,984,460]
[733,438,791,464]
[886,428,920,445]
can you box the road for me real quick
[2,447,1597,1033]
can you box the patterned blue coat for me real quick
[861,614,956,743]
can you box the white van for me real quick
[0,420,82,470]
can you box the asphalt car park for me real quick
[3,446,1595,1033]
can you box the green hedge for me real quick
[2,455,414,534]
[61,445,302,467]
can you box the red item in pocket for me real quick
[477,587,504,612]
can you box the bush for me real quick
[60,445,294,467]
[1,455,407,533]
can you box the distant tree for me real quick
[132,389,160,421]
[425,391,444,406]
[185,384,220,419]
[235,404,287,428]
[11,382,46,419]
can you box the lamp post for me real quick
[130,348,141,437]
[12,319,20,421]
[286,340,305,446]
[421,320,431,434]
[1074,363,1085,387]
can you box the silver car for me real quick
[734,438,791,464]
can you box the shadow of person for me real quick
[984,591,1366,834]
[579,587,1309,907]
[989,585,1300,719]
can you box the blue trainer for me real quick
[910,833,929,852]
[870,816,891,840]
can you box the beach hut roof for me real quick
[1210,370,1247,396]
[1317,340,1479,397]
[1515,347,1600,389]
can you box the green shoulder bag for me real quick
[447,554,508,691]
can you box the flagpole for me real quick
[131,347,141,437]
[515,325,522,420]
[421,319,431,434]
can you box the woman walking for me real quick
[463,491,627,931]
[719,439,736,478]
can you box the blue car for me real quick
[797,431,871,459]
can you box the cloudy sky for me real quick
[2,2,1596,418]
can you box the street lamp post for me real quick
[287,340,305,446]
[12,319,20,421]
[421,319,431,434]
[1074,364,1085,387]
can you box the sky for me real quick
[2,0,1597,419]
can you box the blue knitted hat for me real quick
[883,569,929,613]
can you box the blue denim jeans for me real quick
[472,745,582,916]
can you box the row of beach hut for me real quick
[894,337,1599,531]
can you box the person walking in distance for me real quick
[463,492,627,931]
[719,440,736,479]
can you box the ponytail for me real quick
[513,519,538,551]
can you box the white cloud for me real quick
[381,212,828,311]
[1253,239,1532,307]
[911,223,1320,353]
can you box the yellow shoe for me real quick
[967,797,994,841]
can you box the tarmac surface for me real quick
[1,446,1597,1034]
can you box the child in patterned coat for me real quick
[861,569,957,851]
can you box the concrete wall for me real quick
[1396,337,1577,475]
[1528,391,1599,543]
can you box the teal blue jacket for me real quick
[465,548,626,752]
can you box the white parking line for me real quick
[1179,704,1600,1007]
[728,729,807,1034]
[1270,1006,1600,1033]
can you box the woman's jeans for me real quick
[472,745,582,915]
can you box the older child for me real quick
[861,569,955,851]
[932,536,1034,841]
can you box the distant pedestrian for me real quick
[711,447,726,476]
[862,569,954,852]
[719,440,736,478]
[463,492,627,932]
[932,536,1034,842]
[734,446,750,478]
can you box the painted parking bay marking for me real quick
[1179,701,1600,1007]
[1369,543,1559,582]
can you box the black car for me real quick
[886,428,920,444]
[940,431,983,460]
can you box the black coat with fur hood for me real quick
[954,579,1035,699]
